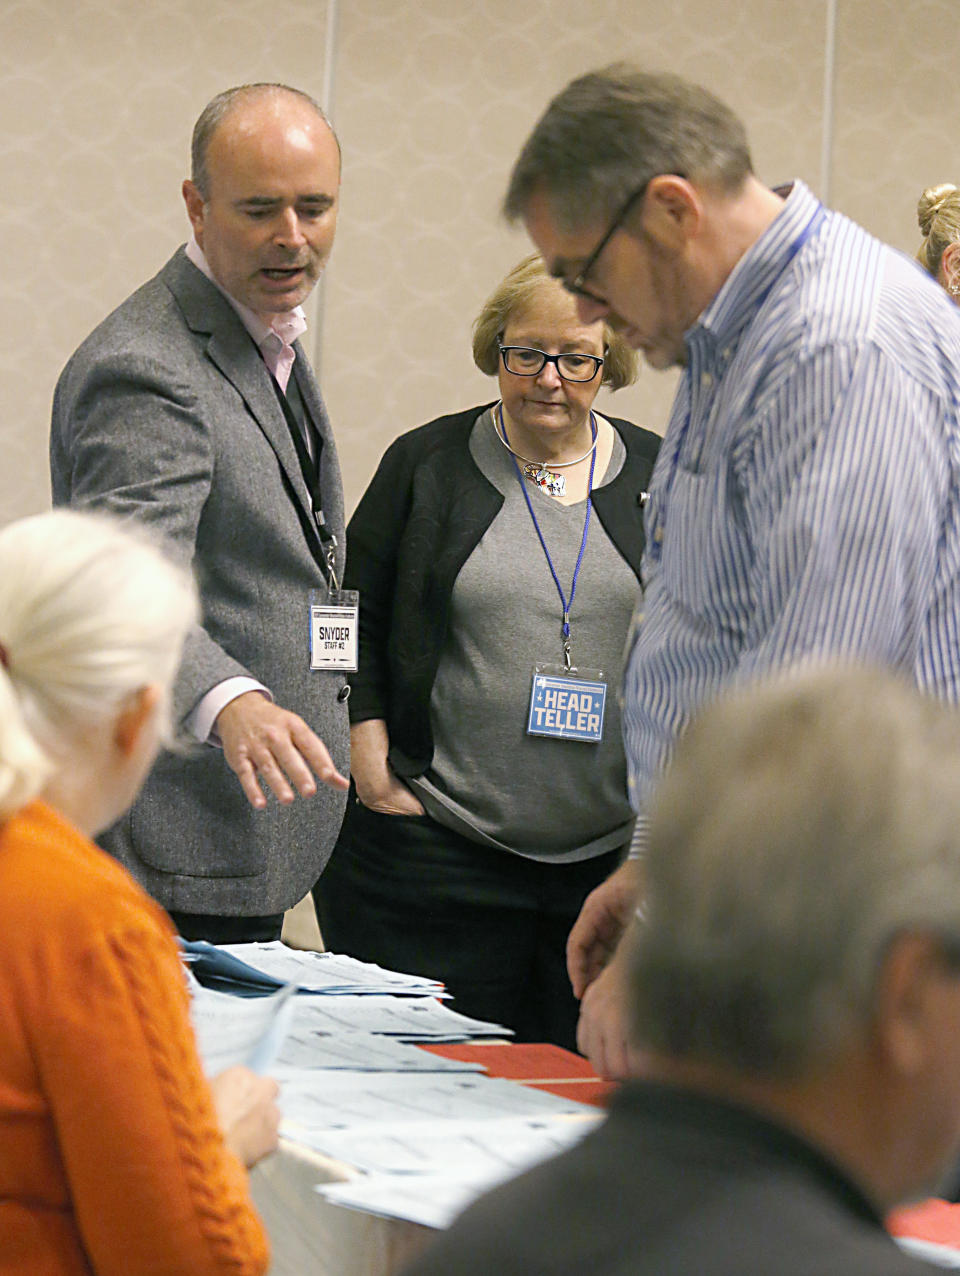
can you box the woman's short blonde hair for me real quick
[472,254,638,391]
[917,183,960,278]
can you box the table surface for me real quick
[250,1041,960,1276]
[251,1041,609,1276]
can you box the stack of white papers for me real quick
[287,993,507,1042]
[281,1069,601,1228]
[184,940,600,1232]
[315,1114,601,1229]
[219,942,448,996]
[274,1031,486,1074]
[280,1071,597,1145]
[189,979,496,1075]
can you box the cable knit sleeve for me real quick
[27,909,270,1276]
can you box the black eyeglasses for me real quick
[499,345,604,383]
[560,175,685,303]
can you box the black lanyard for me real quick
[267,370,340,591]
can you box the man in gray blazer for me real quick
[50,83,351,942]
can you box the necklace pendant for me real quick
[524,463,565,498]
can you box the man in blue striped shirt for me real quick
[504,66,960,1078]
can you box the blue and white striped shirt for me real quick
[624,180,960,832]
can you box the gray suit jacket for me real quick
[50,248,349,914]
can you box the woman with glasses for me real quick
[315,255,660,1050]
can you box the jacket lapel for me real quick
[162,250,317,529]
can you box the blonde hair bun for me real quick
[918,183,959,237]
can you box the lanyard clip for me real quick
[313,508,340,592]
[325,544,340,593]
[562,611,573,670]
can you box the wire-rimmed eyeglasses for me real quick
[499,345,604,383]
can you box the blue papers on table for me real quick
[182,939,447,997]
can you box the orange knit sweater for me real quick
[0,801,270,1276]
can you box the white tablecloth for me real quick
[251,1137,436,1276]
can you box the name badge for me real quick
[527,665,606,743]
[309,589,359,671]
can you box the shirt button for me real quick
[701,371,713,387]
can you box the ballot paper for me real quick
[312,1111,602,1177]
[315,1115,601,1229]
[273,1029,486,1073]
[189,982,487,1076]
[287,993,508,1041]
[211,941,447,996]
[188,971,297,1074]
[185,951,507,1076]
[279,1071,598,1144]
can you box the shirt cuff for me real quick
[627,811,648,860]
[185,677,272,744]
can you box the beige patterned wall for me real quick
[3,1,960,523]
[831,0,959,258]
[322,0,829,509]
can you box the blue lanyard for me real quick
[498,404,598,669]
[650,205,826,561]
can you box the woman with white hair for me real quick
[0,509,272,1275]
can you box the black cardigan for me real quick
[345,403,662,778]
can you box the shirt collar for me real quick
[184,234,307,349]
[691,180,824,355]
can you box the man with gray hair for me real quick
[51,83,350,942]
[503,66,960,1075]
[405,666,960,1275]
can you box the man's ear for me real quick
[182,179,205,240]
[114,685,162,758]
[639,175,702,249]
[872,932,947,1076]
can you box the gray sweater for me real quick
[409,410,639,862]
